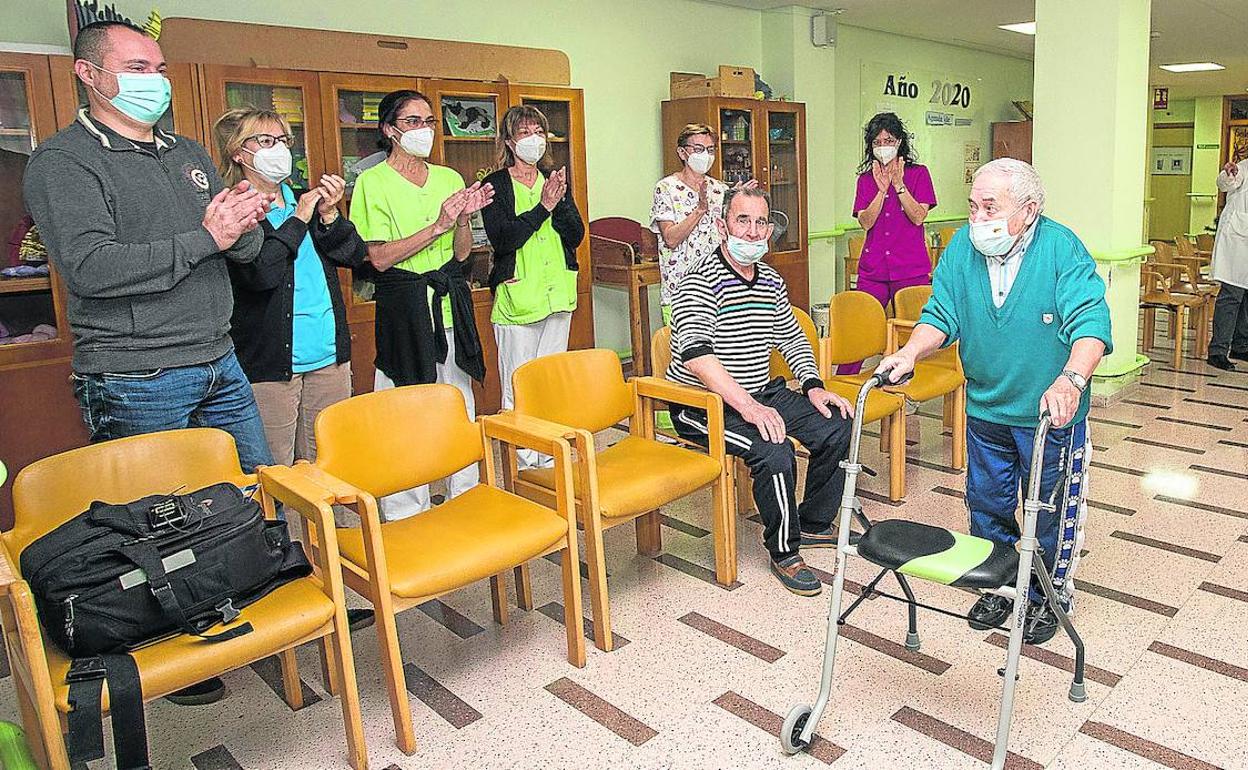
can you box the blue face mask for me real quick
[88,62,171,126]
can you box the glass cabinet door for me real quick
[319,73,421,196]
[766,109,801,254]
[718,106,755,186]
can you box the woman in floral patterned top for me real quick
[649,123,756,320]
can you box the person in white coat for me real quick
[1209,157,1248,370]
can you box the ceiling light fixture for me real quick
[998,21,1036,35]
[1158,62,1225,72]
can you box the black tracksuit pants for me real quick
[672,379,852,561]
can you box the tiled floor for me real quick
[4,333,1248,769]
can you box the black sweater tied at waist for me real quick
[372,258,485,387]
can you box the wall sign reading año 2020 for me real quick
[880,74,973,109]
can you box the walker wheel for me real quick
[780,704,813,754]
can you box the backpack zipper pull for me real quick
[63,594,78,649]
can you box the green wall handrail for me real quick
[1089,245,1154,263]
[808,213,968,244]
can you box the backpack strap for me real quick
[66,653,151,769]
[118,541,253,643]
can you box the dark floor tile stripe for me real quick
[1120,399,1171,410]
[1090,461,1145,477]
[660,513,710,538]
[891,706,1042,770]
[1073,579,1179,617]
[857,488,905,507]
[249,655,322,711]
[840,624,951,674]
[546,677,657,747]
[1198,581,1248,604]
[1087,499,1134,516]
[1184,397,1248,411]
[543,551,602,582]
[1080,720,1222,770]
[1189,463,1248,481]
[906,457,962,474]
[1122,436,1205,455]
[654,553,742,590]
[1149,641,1248,683]
[679,612,784,663]
[537,601,630,649]
[190,745,244,770]
[1089,417,1145,429]
[984,632,1122,687]
[1218,438,1248,448]
[417,599,485,639]
[1092,444,1111,452]
[1209,380,1248,392]
[1153,366,1216,379]
[1109,531,1221,563]
[1139,381,1197,394]
[1156,415,1232,431]
[805,564,876,599]
[712,691,845,764]
[1155,494,1248,520]
[932,485,964,499]
[1241,534,1248,543]
[403,663,482,728]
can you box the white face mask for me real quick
[513,134,547,165]
[686,150,714,175]
[873,145,898,164]
[397,126,434,158]
[725,234,768,265]
[969,206,1026,257]
[245,143,292,183]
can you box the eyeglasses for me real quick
[681,144,716,155]
[245,134,293,149]
[393,116,437,129]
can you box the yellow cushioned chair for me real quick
[889,285,968,470]
[822,291,909,500]
[846,235,864,290]
[510,349,731,652]
[0,429,366,770]
[293,384,586,755]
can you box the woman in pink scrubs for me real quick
[844,112,936,373]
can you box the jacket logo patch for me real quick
[1042,313,1054,325]
[186,166,210,191]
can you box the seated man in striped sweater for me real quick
[666,187,854,596]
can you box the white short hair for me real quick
[973,157,1046,213]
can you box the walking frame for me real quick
[781,371,1087,770]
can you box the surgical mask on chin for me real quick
[397,126,434,157]
[88,62,171,126]
[513,134,547,165]
[969,207,1025,257]
[686,151,713,175]
[726,234,768,265]
[873,145,898,164]
[245,144,293,183]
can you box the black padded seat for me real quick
[856,519,1019,590]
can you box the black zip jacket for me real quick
[481,167,585,291]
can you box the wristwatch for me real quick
[1061,369,1087,392]
[896,184,908,195]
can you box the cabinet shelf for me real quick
[0,276,51,294]
[721,139,750,145]
[338,122,379,129]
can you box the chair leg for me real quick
[490,573,510,626]
[13,678,57,770]
[734,458,755,515]
[277,648,304,710]
[879,419,890,454]
[326,614,369,770]
[514,564,535,611]
[582,516,613,653]
[635,510,662,557]
[889,413,906,502]
[711,469,736,586]
[319,635,339,696]
[952,386,967,471]
[1142,307,1155,350]
[943,396,954,429]
[1173,307,1186,367]
[372,594,416,754]
[559,541,588,667]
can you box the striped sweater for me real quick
[667,250,823,396]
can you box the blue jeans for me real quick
[71,349,274,473]
[965,416,1089,605]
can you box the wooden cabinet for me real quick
[660,97,809,308]
[991,120,1032,163]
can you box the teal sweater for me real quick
[919,216,1112,427]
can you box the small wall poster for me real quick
[1151,146,1192,176]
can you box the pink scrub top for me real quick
[853,163,937,282]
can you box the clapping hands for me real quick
[541,167,568,211]
[203,180,274,251]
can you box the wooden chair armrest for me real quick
[0,540,17,594]
[632,376,722,413]
[257,465,345,558]
[291,462,366,505]
[482,412,578,458]
[886,318,918,355]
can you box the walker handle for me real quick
[873,366,914,388]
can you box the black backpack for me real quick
[19,482,313,769]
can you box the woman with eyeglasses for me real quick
[349,89,494,520]
[481,104,584,469]
[844,111,937,373]
[213,106,367,468]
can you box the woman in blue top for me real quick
[213,107,367,466]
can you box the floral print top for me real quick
[649,173,728,306]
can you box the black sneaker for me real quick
[347,608,375,632]
[1023,601,1060,645]
[1207,355,1237,371]
[165,677,226,706]
[800,525,861,548]
[967,594,1013,631]
[769,556,822,596]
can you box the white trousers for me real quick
[495,311,572,469]
[374,329,479,521]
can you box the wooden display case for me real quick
[660,97,809,308]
